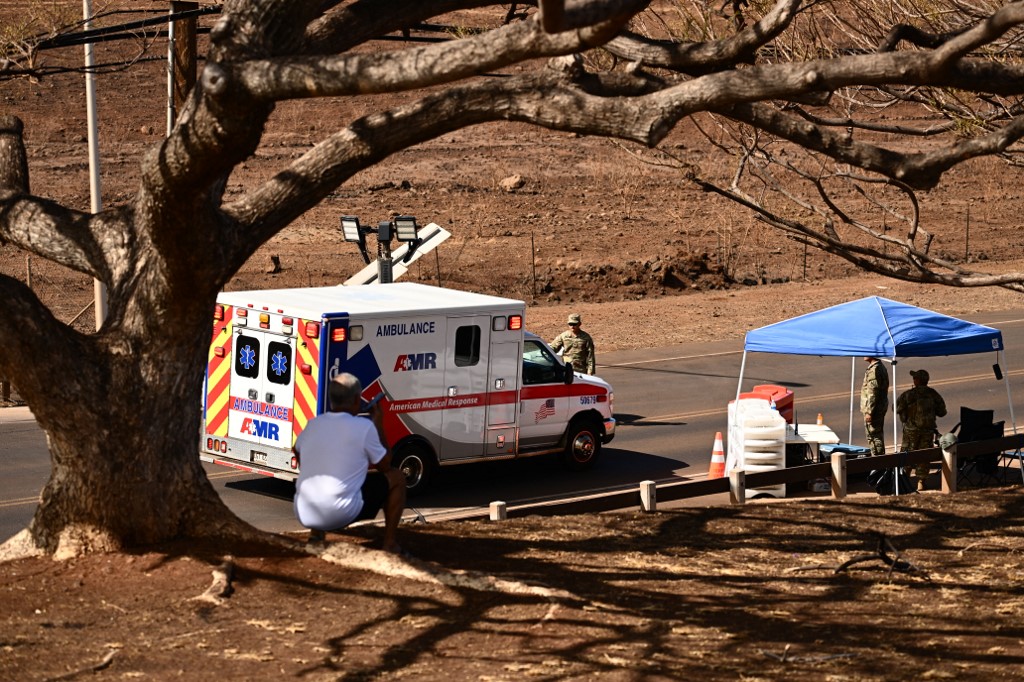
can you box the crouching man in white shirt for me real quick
[293,372,406,554]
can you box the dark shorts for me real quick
[353,471,389,522]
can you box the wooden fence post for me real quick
[941,447,957,494]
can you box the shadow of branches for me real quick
[323,487,1024,680]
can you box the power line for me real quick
[36,5,222,50]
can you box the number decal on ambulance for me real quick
[580,396,598,405]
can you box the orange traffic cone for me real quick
[708,431,726,479]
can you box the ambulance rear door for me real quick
[227,325,296,463]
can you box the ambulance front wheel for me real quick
[395,442,435,496]
[563,419,602,471]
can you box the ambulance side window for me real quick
[235,334,261,379]
[454,325,481,367]
[522,340,561,385]
[266,341,292,385]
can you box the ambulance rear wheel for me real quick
[563,419,602,471]
[395,443,435,496]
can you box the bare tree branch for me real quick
[238,13,626,100]
[603,0,802,71]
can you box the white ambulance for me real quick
[200,282,615,493]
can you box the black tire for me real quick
[394,442,436,496]
[563,418,602,471]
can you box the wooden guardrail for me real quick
[491,434,1024,520]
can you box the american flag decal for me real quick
[534,398,556,423]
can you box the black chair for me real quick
[953,407,1005,487]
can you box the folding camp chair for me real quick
[953,407,1005,487]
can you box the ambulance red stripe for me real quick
[520,384,609,400]
[383,385,606,414]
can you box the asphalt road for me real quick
[4,309,1024,539]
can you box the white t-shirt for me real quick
[293,411,387,531]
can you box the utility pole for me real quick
[83,0,107,330]
[168,2,198,132]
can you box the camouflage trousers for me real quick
[901,428,937,478]
[864,411,886,457]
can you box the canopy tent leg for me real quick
[735,350,747,403]
[848,357,855,444]
[890,357,898,456]
[997,350,1022,485]
[1000,350,1018,434]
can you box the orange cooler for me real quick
[751,384,795,424]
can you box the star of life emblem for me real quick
[271,350,288,376]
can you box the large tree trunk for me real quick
[1,286,258,559]
[1,110,259,558]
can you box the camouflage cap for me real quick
[567,313,581,325]
[910,369,929,382]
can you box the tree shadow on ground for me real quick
[324,487,1024,680]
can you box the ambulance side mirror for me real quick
[563,363,575,385]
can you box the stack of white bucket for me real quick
[726,396,787,498]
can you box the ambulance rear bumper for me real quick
[602,417,616,443]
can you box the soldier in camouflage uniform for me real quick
[861,357,890,457]
[896,369,947,490]
[551,313,596,375]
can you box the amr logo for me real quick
[394,352,437,372]
[240,417,280,440]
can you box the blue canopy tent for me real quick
[737,297,1016,475]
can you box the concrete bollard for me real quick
[729,468,746,505]
[489,501,507,521]
[640,480,657,512]
[830,452,847,499]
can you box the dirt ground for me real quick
[5,4,1024,680]
[5,489,1024,681]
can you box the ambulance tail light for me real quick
[304,322,320,338]
[290,456,299,470]
[214,347,225,357]
[213,305,224,321]
[508,315,522,331]
[236,308,248,317]
[259,313,270,329]
[596,394,608,402]
[331,328,346,343]
[300,363,312,375]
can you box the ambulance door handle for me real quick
[448,386,457,397]
[265,393,275,404]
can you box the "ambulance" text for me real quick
[377,321,436,337]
